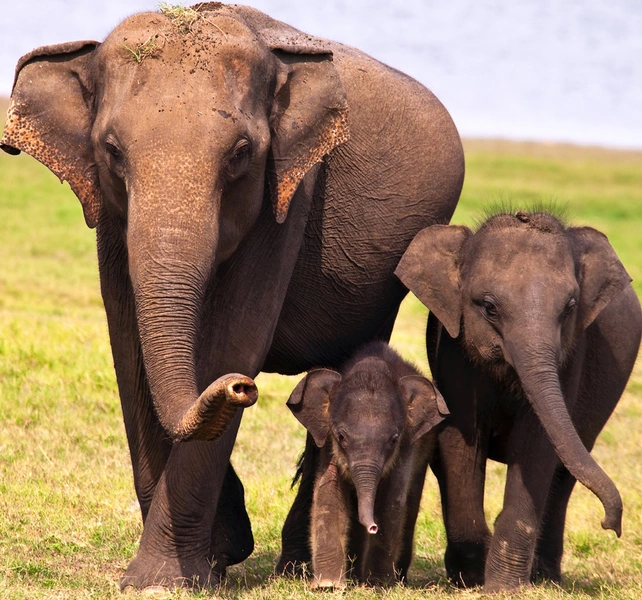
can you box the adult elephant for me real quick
[1,3,463,591]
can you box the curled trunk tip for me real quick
[600,491,623,537]
[170,373,258,442]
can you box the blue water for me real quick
[1,0,641,149]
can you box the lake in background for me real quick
[1,0,640,149]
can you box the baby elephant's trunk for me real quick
[352,461,383,535]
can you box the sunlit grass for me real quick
[1,131,641,598]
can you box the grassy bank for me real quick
[1,131,641,599]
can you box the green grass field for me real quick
[1,123,642,599]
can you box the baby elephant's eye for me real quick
[337,431,349,448]
[389,432,400,446]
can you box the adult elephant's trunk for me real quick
[506,339,622,536]
[351,460,384,535]
[126,169,258,443]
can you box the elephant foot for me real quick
[530,556,562,585]
[120,551,221,592]
[123,585,173,597]
[311,577,346,591]
[445,541,487,588]
[172,373,258,442]
[483,579,530,595]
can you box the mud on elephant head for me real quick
[1,4,350,442]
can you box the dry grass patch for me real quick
[122,34,161,64]
[160,3,204,33]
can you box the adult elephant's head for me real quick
[1,5,349,441]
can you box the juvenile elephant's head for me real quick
[1,5,349,441]
[396,210,632,536]
[287,357,447,534]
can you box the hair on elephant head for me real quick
[396,209,642,591]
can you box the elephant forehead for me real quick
[470,227,574,272]
[97,11,272,96]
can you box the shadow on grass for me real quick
[220,550,450,595]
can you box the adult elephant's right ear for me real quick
[395,225,472,339]
[1,41,102,228]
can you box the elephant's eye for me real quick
[481,298,498,319]
[389,432,400,446]
[227,139,252,178]
[336,431,349,448]
[105,140,127,179]
[105,141,123,163]
[563,297,577,318]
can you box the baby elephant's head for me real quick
[287,355,447,534]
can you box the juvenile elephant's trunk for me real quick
[126,172,257,442]
[506,340,622,536]
[351,461,384,535]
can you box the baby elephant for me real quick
[286,341,448,589]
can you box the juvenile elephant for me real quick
[395,210,642,592]
[1,3,464,591]
[287,341,448,588]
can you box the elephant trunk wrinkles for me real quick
[351,461,383,535]
[127,186,257,443]
[507,340,622,536]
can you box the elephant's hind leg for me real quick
[277,435,317,576]
[210,463,254,577]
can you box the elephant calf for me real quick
[396,210,642,592]
[286,341,448,588]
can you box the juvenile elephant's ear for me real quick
[233,6,349,223]
[399,375,449,444]
[395,225,472,339]
[286,369,342,448]
[1,41,101,228]
[569,226,632,333]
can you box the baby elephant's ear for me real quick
[286,369,342,447]
[399,375,449,444]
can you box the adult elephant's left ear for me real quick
[236,7,349,223]
[1,41,102,228]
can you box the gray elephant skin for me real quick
[286,341,448,588]
[0,3,464,591]
[396,211,642,592]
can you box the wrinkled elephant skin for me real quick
[397,211,642,592]
[286,341,448,588]
[1,3,464,592]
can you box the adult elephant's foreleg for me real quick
[98,221,173,520]
[121,410,243,590]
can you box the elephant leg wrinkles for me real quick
[484,410,560,592]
